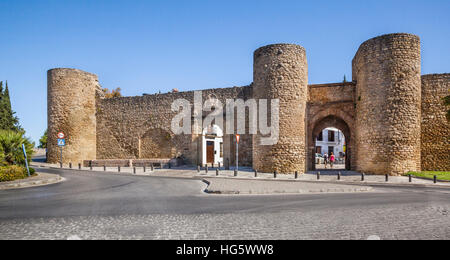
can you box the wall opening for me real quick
[309,115,353,171]
[314,127,346,170]
[201,124,224,166]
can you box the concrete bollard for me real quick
[434,175,437,184]
[69,162,72,169]
[151,164,154,172]
[216,169,219,176]
[409,174,412,183]
[274,171,277,179]
[234,170,238,177]
[104,165,106,171]
[118,166,121,172]
[143,166,146,173]
[133,167,136,174]
[78,163,81,170]
[197,165,201,173]
[361,172,365,181]
[317,172,320,180]
[385,174,389,182]
[255,170,258,178]
[295,171,298,179]
[205,165,208,174]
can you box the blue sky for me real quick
[0,0,449,144]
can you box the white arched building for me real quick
[315,127,346,158]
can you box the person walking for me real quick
[330,152,335,168]
[323,153,329,169]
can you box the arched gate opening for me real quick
[308,115,354,171]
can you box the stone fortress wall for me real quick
[421,74,450,171]
[96,86,253,168]
[47,33,450,175]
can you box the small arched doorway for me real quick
[202,124,224,166]
[309,115,353,171]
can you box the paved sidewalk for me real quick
[31,161,197,178]
[204,178,372,194]
[31,161,450,188]
[0,172,63,190]
[196,168,450,188]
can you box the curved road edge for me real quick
[0,172,64,190]
[202,177,373,195]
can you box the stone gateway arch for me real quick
[47,33,450,176]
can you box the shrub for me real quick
[444,95,450,121]
[0,165,28,182]
[0,151,4,165]
[102,87,122,98]
[0,130,34,166]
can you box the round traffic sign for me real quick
[57,132,65,139]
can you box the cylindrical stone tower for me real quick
[252,44,308,173]
[352,33,422,176]
[47,68,98,164]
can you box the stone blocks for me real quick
[252,44,308,173]
[47,68,99,164]
[353,33,422,175]
[421,74,450,171]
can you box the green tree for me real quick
[0,146,4,165]
[0,81,21,131]
[0,81,4,127]
[39,129,48,148]
[444,95,450,121]
[0,130,34,166]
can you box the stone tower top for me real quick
[48,68,98,77]
[254,43,306,59]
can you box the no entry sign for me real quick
[57,132,65,139]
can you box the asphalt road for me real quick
[0,168,449,240]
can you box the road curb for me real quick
[193,175,450,189]
[0,173,64,190]
[31,163,450,190]
[202,178,373,195]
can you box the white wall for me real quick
[201,124,224,165]
[316,127,346,157]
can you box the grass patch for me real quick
[407,171,450,181]
[0,165,35,182]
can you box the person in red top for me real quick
[330,152,335,168]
